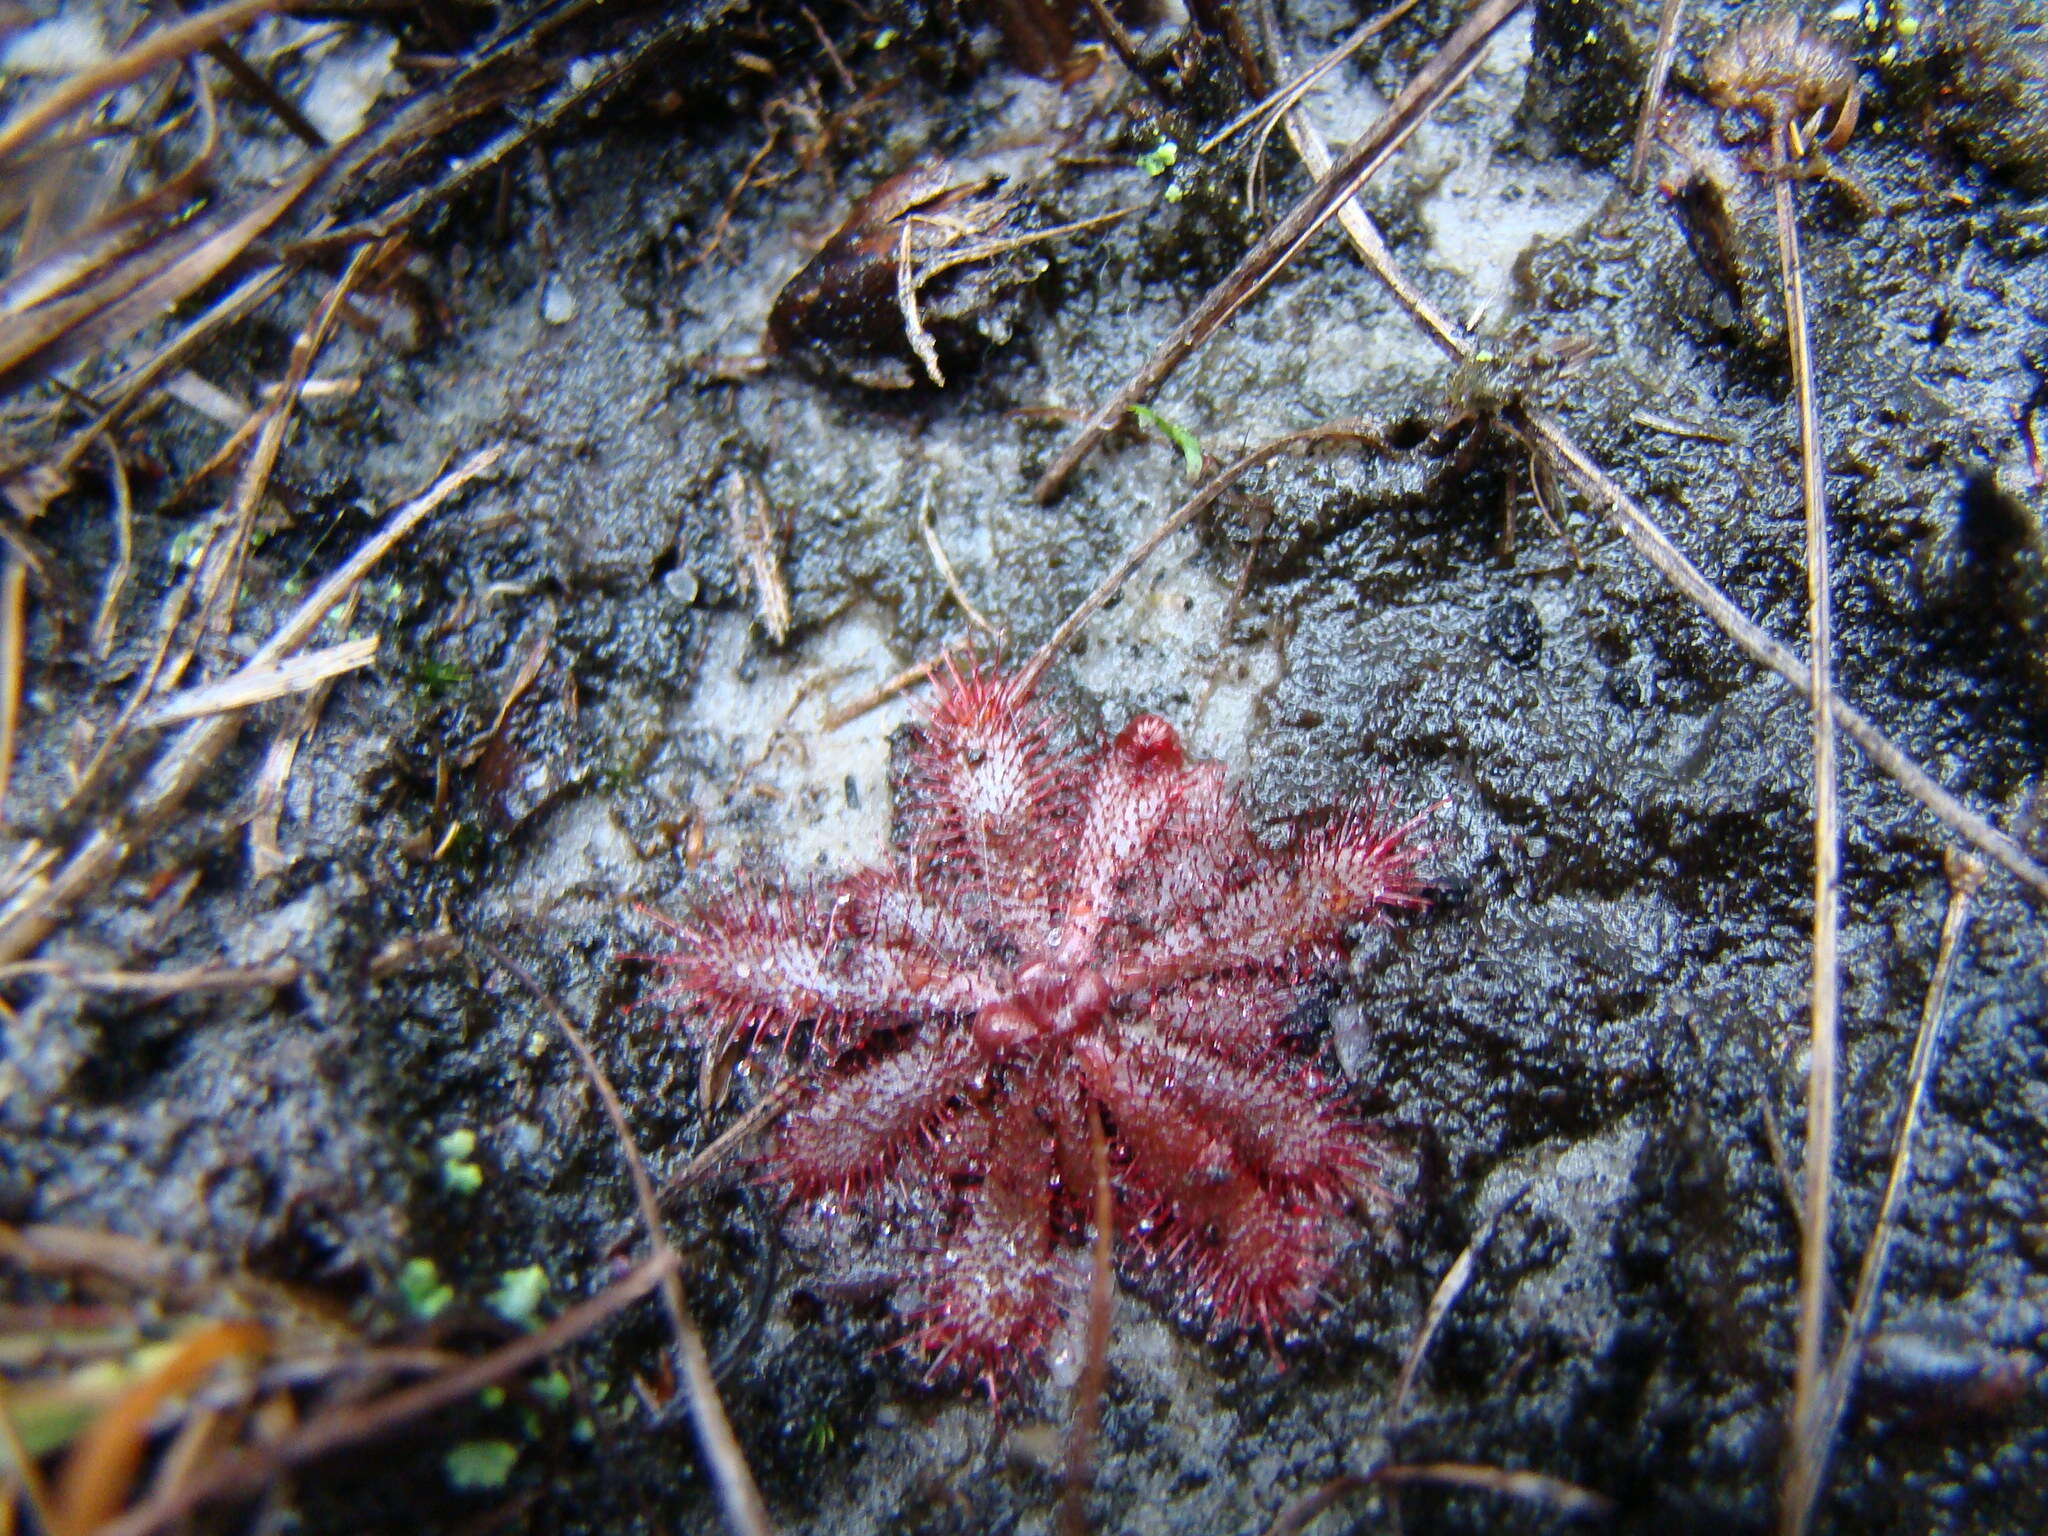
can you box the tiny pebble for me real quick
[540,276,578,325]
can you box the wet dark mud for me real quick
[6,1,2048,1533]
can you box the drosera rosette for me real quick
[641,655,1433,1399]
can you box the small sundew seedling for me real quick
[486,1265,549,1329]
[398,1257,454,1320]
[1129,404,1204,478]
[1137,138,1179,177]
[444,1440,518,1491]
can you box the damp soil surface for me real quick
[8,2,2048,1533]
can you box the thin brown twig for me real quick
[95,1254,678,1536]
[199,33,328,150]
[1783,851,1985,1534]
[657,1080,803,1209]
[1274,62,2048,884]
[1261,1460,1613,1536]
[1196,0,1419,157]
[796,4,857,96]
[1370,1462,1612,1517]
[1511,406,2048,902]
[1034,0,1525,502]
[468,935,772,1536]
[1058,1105,1116,1536]
[819,648,959,732]
[1626,0,1688,191]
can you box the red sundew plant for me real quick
[647,659,1430,1396]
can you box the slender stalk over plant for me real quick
[1698,16,1862,1530]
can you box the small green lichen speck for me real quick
[444,1440,518,1491]
[398,1257,454,1320]
[530,1369,572,1407]
[436,1128,484,1194]
[486,1265,549,1328]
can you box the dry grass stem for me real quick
[1194,0,1420,158]
[1370,1462,1613,1517]
[820,648,961,731]
[1033,0,1525,502]
[1511,406,2048,900]
[917,488,996,635]
[0,445,502,967]
[1626,0,1689,191]
[0,153,331,397]
[90,440,136,659]
[1262,1460,1612,1536]
[0,959,299,996]
[49,268,290,492]
[1783,852,1986,1533]
[897,219,946,387]
[246,595,360,879]
[1773,139,1843,1521]
[134,637,378,730]
[468,935,773,1536]
[1239,0,1423,215]
[1019,423,1390,696]
[187,243,378,663]
[1389,1228,1485,1424]
[0,558,23,825]
[95,1254,678,1536]
[0,0,304,166]
[51,1318,270,1536]
[724,471,792,646]
[1628,407,1739,445]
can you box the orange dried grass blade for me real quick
[50,1319,268,1536]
